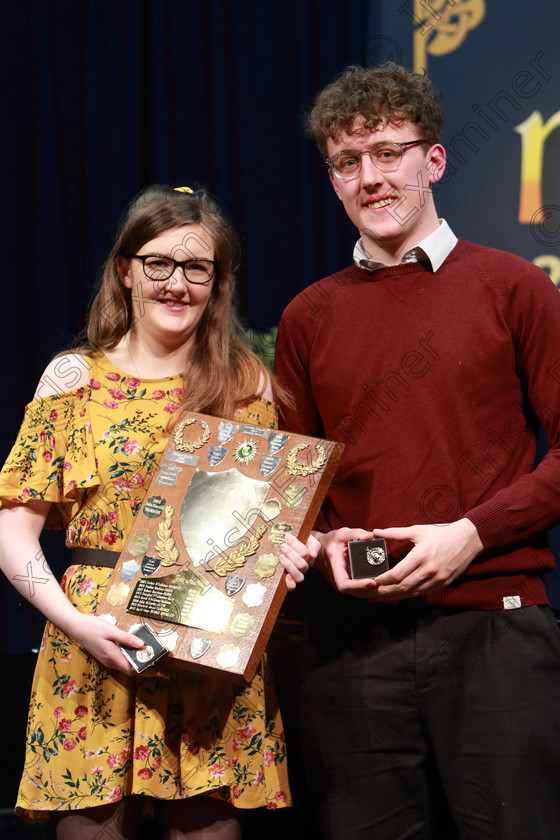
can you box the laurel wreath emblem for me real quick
[156,506,180,566]
[286,443,327,476]
[173,418,211,452]
[213,525,267,577]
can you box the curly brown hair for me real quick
[306,63,443,157]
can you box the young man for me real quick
[276,63,560,840]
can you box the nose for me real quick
[359,152,385,190]
[164,265,189,295]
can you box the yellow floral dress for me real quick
[0,353,290,821]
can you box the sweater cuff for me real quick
[466,499,516,551]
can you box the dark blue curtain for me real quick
[1,0,376,652]
[2,0,559,651]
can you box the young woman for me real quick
[0,185,316,840]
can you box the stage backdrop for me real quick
[1,0,559,653]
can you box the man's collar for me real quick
[353,220,458,273]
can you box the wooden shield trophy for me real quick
[96,412,343,681]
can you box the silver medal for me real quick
[157,463,182,487]
[259,454,280,477]
[207,445,228,466]
[242,582,267,607]
[190,638,211,659]
[225,574,245,596]
[268,432,289,454]
[217,422,239,444]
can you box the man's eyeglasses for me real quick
[129,255,216,285]
[326,140,427,181]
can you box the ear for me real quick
[116,256,133,289]
[425,144,446,184]
[328,168,343,201]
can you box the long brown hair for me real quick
[80,184,266,418]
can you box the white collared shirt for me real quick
[353,219,458,273]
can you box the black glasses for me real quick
[326,140,427,181]
[129,254,216,284]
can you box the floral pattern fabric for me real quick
[0,353,289,820]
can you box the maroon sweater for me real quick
[276,239,560,609]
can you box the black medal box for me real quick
[348,538,389,579]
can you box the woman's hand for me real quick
[67,612,169,677]
[0,502,169,677]
[279,532,321,589]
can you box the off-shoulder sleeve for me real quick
[233,396,278,430]
[0,387,99,528]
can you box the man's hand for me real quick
[372,518,483,600]
[313,527,380,597]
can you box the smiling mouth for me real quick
[158,299,188,308]
[367,197,395,210]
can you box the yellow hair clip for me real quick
[174,186,194,193]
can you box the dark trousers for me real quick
[300,603,560,840]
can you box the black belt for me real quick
[71,547,120,568]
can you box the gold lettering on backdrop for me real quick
[533,256,560,289]
[515,111,560,224]
[413,0,486,74]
